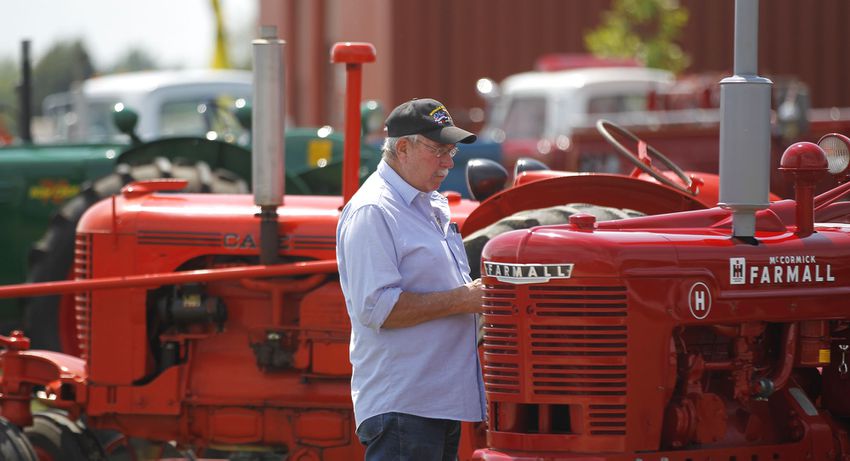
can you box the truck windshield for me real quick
[499,96,547,140]
[40,94,250,144]
[159,97,248,144]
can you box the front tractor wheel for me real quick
[0,417,38,461]
[24,411,106,461]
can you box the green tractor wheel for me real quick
[23,157,248,352]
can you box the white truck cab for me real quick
[41,69,253,144]
[479,66,675,148]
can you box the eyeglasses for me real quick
[415,137,458,159]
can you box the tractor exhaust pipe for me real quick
[252,25,286,264]
[17,40,33,143]
[718,0,772,238]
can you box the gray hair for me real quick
[382,135,417,161]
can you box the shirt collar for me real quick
[377,159,436,206]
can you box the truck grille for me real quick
[482,282,628,435]
[74,233,92,360]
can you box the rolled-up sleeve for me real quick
[338,205,402,330]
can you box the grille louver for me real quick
[74,233,92,360]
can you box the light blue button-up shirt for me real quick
[336,160,486,429]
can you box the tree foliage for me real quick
[585,0,690,74]
[109,48,158,73]
[32,40,96,115]
[0,58,17,136]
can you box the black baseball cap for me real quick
[385,98,477,144]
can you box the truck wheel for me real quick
[0,417,38,461]
[24,411,106,461]
[463,203,643,279]
[23,157,249,352]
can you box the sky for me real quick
[0,0,258,70]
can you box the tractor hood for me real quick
[482,217,850,302]
[78,186,478,272]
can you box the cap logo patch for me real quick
[429,105,453,126]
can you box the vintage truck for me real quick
[476,53,850,198]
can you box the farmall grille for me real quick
[482,282,628,435]
[74,233,92,360]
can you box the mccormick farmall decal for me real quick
[730,256,834,285]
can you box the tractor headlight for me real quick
[818,133,850,177]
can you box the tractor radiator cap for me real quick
[569,213,596,231]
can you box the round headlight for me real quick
[817,133,850,176]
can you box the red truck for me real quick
[477,58,850,199]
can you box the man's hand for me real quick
[381,279,486,328]
[459,279,485,314]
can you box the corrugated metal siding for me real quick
[263,0,850,128]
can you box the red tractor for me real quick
[1,3,847,460]
[470,1,850,460]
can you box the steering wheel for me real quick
[595,119,697,195]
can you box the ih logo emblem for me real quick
[730,257,746,285]
[688,282,711,320]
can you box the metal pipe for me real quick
[330,42,376,205]
[732,0,758,76]
[718,0,772,238]
[0,260,338,299]
[17,40,32,143]
[252,25,286,264]
[751,323,798,398]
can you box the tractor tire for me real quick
[463,203,644,279]
[23,157,249,352]
[24,411,106,461]
[0,417,38,461]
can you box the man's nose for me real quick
[440,154,454,168]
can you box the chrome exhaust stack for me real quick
[718,0,773,239]
[252,25,286,264]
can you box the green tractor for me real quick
[0,63,381,352]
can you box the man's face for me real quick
[396,135,456,192]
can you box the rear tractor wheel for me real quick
[24,411,106,461]
[463,203,643,278]
[0,416,38,461]
[23,157,248,353]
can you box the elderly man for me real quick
[336,98,486,460]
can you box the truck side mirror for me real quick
[112,105,141,145]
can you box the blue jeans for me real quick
[356,412,460,461]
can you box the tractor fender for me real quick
[461,173,710,236]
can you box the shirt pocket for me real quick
[447,231,472,279]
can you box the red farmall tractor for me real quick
[471,1,850,460]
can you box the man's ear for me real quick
[397,136,413,157]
